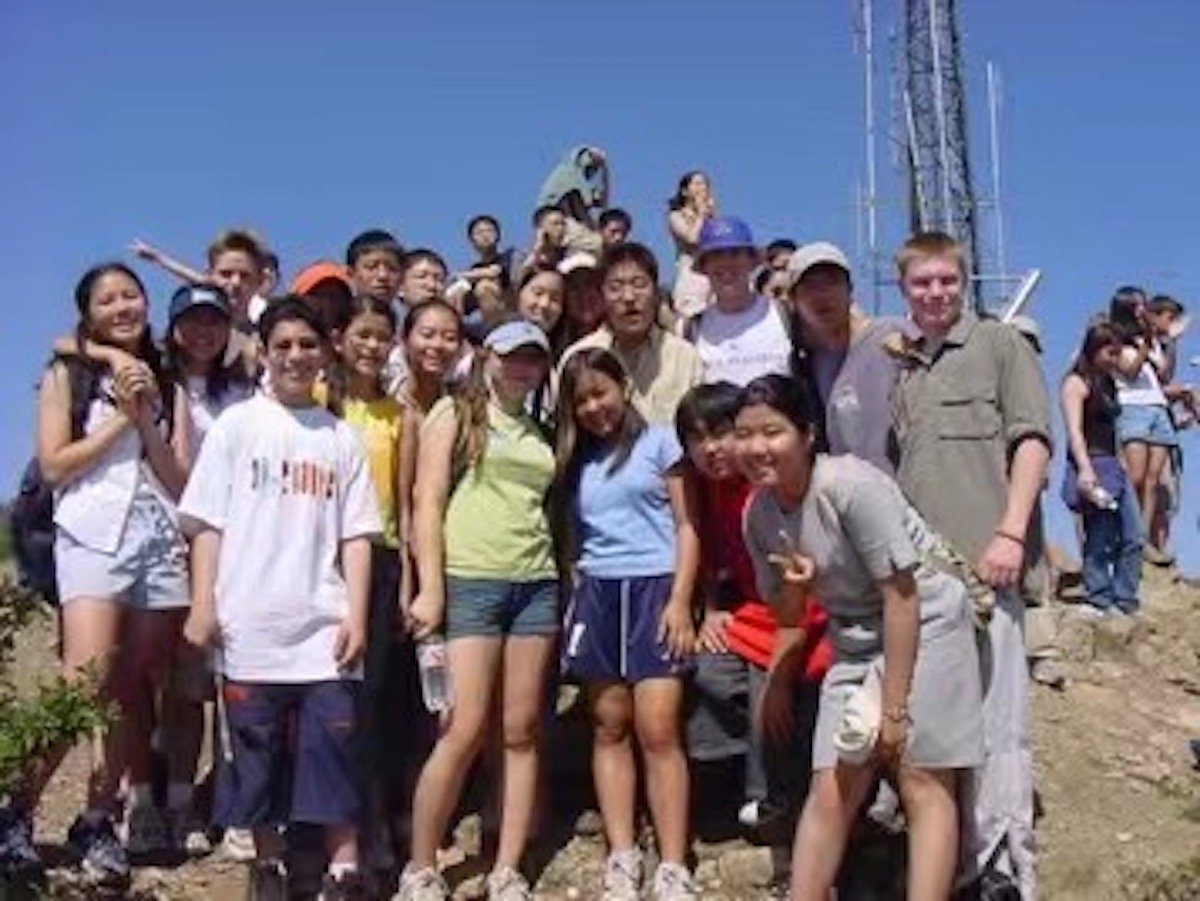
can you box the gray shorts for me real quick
[55,487,189,610]
[445,576,560,641]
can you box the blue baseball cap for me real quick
[483,318,551,356]
[169,283,232,325]
[696,216,757,265]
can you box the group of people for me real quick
[6,150,1186,901]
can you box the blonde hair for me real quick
[894,231,967,281]
[452,349,492,471]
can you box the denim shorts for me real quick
[1118,404,1177,447]
[214,679,362,828]
[444,577,560,641]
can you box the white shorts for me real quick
[55,486,189,611]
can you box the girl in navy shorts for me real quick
[553,348,700,901]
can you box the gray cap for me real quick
[786,241,852,289]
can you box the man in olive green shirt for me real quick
[890,233,1050,901]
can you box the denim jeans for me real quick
[1080,479,1143,613]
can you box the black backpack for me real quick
[10,357,101,605]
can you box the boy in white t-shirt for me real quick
[689,217,794,386]
[179,297,381,900]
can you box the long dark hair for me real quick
[324,296,397,416]
[552,348,647,566]
[1068,319,1123,386]
[164,298,249,403]
[71,261,175,433]
[668,170,705,212]
[1108,286,1147,342]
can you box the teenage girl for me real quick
[401,319,559,901]
[555,347,700,901]
[1,263,191,889]
[159,284,252,855]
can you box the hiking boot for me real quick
[246,859,289,901]
[601,848,643,901]
[67,810,130,890]
[487,864,532,901]
[0,805,44,884]
[318,868,372,900]
[124,803,171,854]
[652,862,698,901]
[397,864,449,901]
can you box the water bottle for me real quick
[416,636,453,713]
[1082,484,1119,511]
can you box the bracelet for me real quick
[994,529,1025,546]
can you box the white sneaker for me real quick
[169,809,212,856]
[652,862,698,901]
[123,804,170,854]
[220,827,257,862]
[487,864,531,900]
[737,799,762,828]
[601,848,643,901]
[398,864,449,901]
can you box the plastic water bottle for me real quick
[1083,484,1119,511]
[417,636,453,713]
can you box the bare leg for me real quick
[898,766,960,901]
[408,637,503,869]
[589,682,637,852]
[494,635,555,868]
[789,764,877,900]
[632,678,689,865]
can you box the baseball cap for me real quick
[558,252,599,276]
[483,319,551,356]
[696,216,757,265]
[168,283,232,325]
[786,242,852,289]
[290,261,352,297]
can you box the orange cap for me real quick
[289,261,352,296]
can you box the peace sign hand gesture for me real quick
[768,529,816,592]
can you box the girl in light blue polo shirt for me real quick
[554,347,700,901]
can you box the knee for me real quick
[593,716,631,748]
[438,714,487,763]
[501,711,541,754]
[635,719,682,757]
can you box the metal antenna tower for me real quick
[902,0,981,307]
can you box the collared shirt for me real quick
[891,310,1051,564]
[560,325,702,425]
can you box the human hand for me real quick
[129,238,159,261]
[657,599,695,659]
[875,713,908,770]
[697,609,732,654]
[976,532,1023,589]
[183,608,219,651]
[768,530,816,590]
[333,618,366,669]
[407,591,444,641]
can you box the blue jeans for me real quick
[1081,480,1143,613]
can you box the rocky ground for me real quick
[7,564,1200,900]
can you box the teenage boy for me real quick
[398,249,449,309]
[461,215,515,283]
[345,230,404,306]
[689,217,793,386]
[179,297,381,901]
[598,208,633,248]
[765,239,797,272]
[518,205,568,276]
[890,232,1050,901]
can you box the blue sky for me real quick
[4,1,1200,568]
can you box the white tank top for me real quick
[1115,359,1167,408]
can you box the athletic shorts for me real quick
[445,577,560,640]
[561,574,692,684]
[214,680,363,828]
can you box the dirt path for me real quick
[10,567,1200,899]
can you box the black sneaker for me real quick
[0,805,44,884]
[67,810,130,890]
[318,869,372,900]
[247,859,289,901]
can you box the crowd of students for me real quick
[6,151,1193,901]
